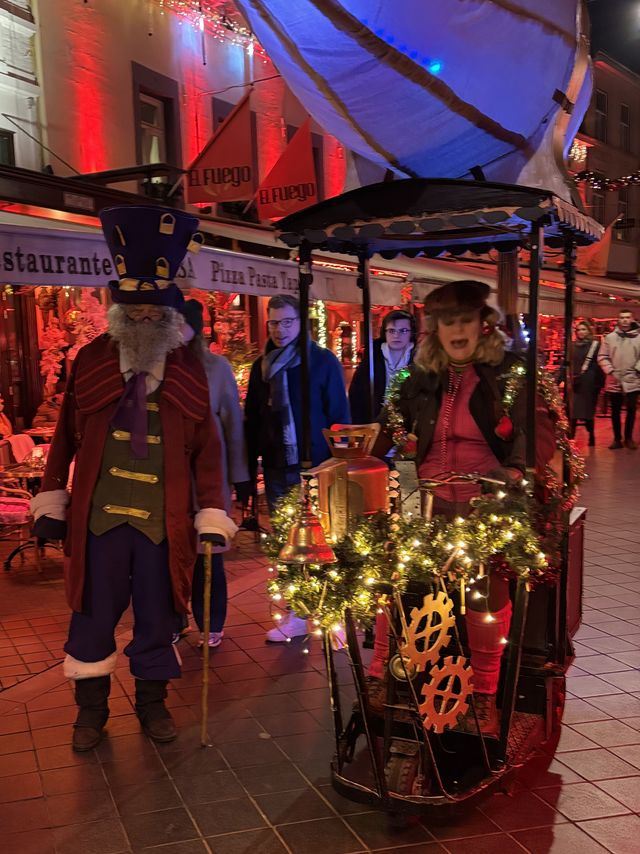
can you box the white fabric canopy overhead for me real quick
[237,0,591,201]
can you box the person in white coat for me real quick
[181,300,251,647]
[597,309,640,450]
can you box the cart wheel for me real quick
[385,739,422,797]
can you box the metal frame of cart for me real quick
[275,178,602,809]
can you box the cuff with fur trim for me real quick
[30,489,69,522]
[63,651,118,680]
[194,507,238,543]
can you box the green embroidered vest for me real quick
[89,389,165,543]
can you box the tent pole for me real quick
[563,233,576,418]
[526,224,543,471]
[299,241,313,470]
[357,251,374,423]
[558,231,577,667]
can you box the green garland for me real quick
[264,485,548,631]
[263,363,586,631]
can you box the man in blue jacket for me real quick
[245,294,350,640]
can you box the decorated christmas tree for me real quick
[39,318,68,395]
[67,290,108,359]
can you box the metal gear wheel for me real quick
[398,591,456,673]
[418,655,474,733]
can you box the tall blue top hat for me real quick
[100,205,204,308]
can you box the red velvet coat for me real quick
[41,335,225,614]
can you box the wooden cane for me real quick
[200,540,213,747]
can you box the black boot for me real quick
[569,419,577,440]
[586,420,595,447]
[72,676,110,752]
[134,679,177,743]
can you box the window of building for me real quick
[0,130,16,166]
[592,188,606,224]
[620,103,631,152]
[595,90,608,142]
[139,94,167,169]
[616,186,631,241]
[131,63,182,197]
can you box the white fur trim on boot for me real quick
[64,651,118,680]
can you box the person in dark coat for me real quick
[569,320,604,446]
[349,309,416,423]
[245,293,350,642]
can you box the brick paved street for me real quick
[1,422,639,853]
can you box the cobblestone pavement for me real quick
[0,419,639,853]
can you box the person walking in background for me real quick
[597,308,640,450]
[348,309,417,423]
[569,320,604,447]
[181,300,252,649]
[245,294,350,642]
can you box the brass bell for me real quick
[278,502,337,565]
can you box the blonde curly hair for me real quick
[414,307,505,373]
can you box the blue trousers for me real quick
[191,552,227,634]
[65,526,181,680]
[263,465,300,515]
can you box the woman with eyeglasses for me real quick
[348,309,417,423]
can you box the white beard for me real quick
[107,305,184,373]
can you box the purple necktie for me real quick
[111,372,149,459]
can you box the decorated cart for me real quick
[261,177,601,810]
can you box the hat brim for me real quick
[108,281,185,308]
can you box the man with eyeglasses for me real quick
[245,294,350,641]
[349,309,417,423]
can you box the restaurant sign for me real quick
[0,221,377,303]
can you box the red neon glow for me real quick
[0,203,101,228]
[323,135,347,200]
[67,13,108,172]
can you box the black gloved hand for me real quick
[32,515,67,542]
[482,467,522,494]
[199,533,226,548]
[233,480,253,506]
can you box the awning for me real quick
[0,211,403,306]
[1,206,624,315]
[277,178,604,254]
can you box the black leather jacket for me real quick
[376,353,529,474]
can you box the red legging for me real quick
[368,573,512,695]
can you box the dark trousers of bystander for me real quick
[263,465,301,515]
[191,552,227,634]
[609,391,639,442]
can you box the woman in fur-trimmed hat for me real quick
[370,280,556,736]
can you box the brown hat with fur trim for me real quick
[424,280,491,317]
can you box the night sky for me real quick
[588,0,640,73]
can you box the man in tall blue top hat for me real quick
[31,205,237,750]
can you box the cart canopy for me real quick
[277,179,603,259]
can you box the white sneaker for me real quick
[266,612,308,643]
[197,631,224,649]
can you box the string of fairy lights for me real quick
[262,362,586,637]
[152,0,268,60]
